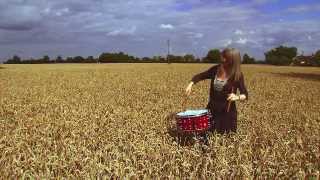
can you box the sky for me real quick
[0,0,319,62]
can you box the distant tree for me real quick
[99,53,110,63]
[142,57,152,62]
[255,60,266,64]
[265,46,297,65]
[5,55,21,64]
[167,55,185,63]
[86,56,95,63]
[66,57,73,63]
[243,54,250,64]
[152,56,166,63]
[203,49,221,63]
[315,50,320,66]
[56,56,63,63]
[99,52,138,63]
[13,55,21,63]
[43,55,50,63]
[242,53,256,64]
[134,57,141,63]
[127,55,135,63]
[73,56,84,63]
[184,54,195,62]
[27,58,35,64]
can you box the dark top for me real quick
[213,74,228,92]
[191,64,248,113]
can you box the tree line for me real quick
[3,46,320,66]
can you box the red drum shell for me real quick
[176,112,211,133]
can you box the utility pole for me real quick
[167,39,170,64]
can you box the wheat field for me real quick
[0,63,319,179]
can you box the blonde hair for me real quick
[221,48,242,82]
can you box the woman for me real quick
[185,48,248,134]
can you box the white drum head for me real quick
[176,109,208,117]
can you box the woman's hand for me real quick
[185,82,194,96]
[227,93,246,101]
[227,93,239,101]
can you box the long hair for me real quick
[220,48,242,82]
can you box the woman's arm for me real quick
[186,66,216,96]
[191,66,215,84]
[238,72,248,101]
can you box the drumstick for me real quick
[182,95,188,111]
[227,86,234,112]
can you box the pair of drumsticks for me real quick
[226,87,234,112]
[183,86,234,112]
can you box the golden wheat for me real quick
[0,64,319,179]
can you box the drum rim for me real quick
[176,109,210,118]
[176,113,207,118]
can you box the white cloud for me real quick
[55,7,69,16]
[234,29,244,35]
[186,32,203,39]
[160,24,174,30]
[286,4,320,13]
[134,37,145,42]
[192,41,199,45]
[0,0,319,61]
[236,38,248,44]
[194,33,203,38]
[249,30,255,34]
[222,39,233,47]
[0,4,43,30]
[252,0,278,5]
[107,26,137,36]
[43,7,51,14]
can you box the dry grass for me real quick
[0,63,319,179]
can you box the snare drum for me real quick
[176,109,212,133]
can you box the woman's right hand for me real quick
[185,82,194,96]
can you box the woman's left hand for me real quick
[227,93,239,101]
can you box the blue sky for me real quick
[0,0,319,61]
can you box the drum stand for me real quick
[193,131,209,146]
[176,130,209,146]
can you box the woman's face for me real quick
[221,54,232,67]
